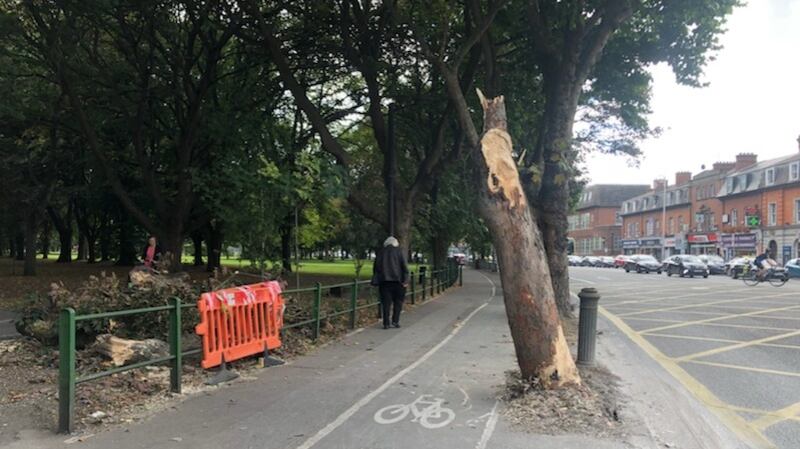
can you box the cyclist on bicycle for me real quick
[754,250,778,280]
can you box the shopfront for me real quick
[639,238,663,259]
[720,233,757,260]
[688,233,719,255]
[621,239,640,255]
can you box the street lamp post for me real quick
[661,178,667,260]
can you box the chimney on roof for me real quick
[675,172,692,186]
[735,153,757,171]
[653,178,667,192]
[712,161,736,172]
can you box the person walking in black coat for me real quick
[373,236,409,329]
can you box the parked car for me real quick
[613,254,629,268]
[580,256,600,267]
[598,256,615,268]
[663,255,709,278]
[726,256,753,279]
[785,258,800,278]
[624,255,662,274]
[698,255,725,275]
[568,255,583,266]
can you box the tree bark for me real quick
[14,231,25,261]
[77,232,87,261]
[474,92,579,387]
[206,222,222,272]
[99,218,111,262]
[191,231,204,267]
[48,206,73,263]
[115,214,138,266]
[40,220,51,259]
[23,213,38,276]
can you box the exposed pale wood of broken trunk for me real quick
[475,89,580,388]
[94,334,169,367]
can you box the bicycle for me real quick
[374,395,456,429]
[741,264,788,287]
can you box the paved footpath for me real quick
[9,269,750,449]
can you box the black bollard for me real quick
[577,287,601,366]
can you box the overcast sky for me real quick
[582,0,800,186]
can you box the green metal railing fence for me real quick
[57,263,462,433]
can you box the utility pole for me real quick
[386,103,397,236]
[661,179,667,260]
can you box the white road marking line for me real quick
[458,386,470,406]
[570,277,596,284]
[475,400,500,449]
[294,273,497,449]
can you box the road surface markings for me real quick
[752,402,800,430]
[600,306,775,448]
[675,329,800,362]
[475,400,499,449]
[374,395,456,429]
[683,360,800,378]
[293,272,496,449]
[616,295,800,317]
[569,277,596,284]
[639,304,800,333]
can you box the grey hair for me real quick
[383,236,399,247]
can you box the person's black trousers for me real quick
[379,281,405,326]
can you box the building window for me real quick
[726,177,734,193]
[667,192,673,205]
[792,162,800,181]
[645,219,653,236]
[678,216,684,232]
[634,222,640,237]
[768,202,777,226]
[709,214,716,230]
[615,211,621,225]
[766,168,776,186]
[731,209,738,227]
[668,217,674,234]
[795,199,800,224]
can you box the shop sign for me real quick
[664,237,676,248]
[621,239,640,249]
[640,238,662,247]
[688,233,719,244]
[720,233,757,248]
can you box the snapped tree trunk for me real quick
[474,90,579,387]
[23,213,38,276]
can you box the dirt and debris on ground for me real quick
[500,315,627,440]
[0,283,453,442]
[501,364,625,440]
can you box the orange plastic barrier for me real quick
[195,281,284,369]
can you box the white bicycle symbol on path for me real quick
[374,395,456,429]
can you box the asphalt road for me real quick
[570,265,800,449]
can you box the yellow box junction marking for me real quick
[600,306,776,449]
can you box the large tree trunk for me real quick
[160,229,184,273]
[40,220,51,259]
[23,213,38,276]
[48,206,73,263]
[115,214,137,266]
[536,76,582,318]
[99,226,111,261]
[474,91,579,387]
[191,231,204,267]
[76,232,87,261]
[14,231,24,261]
[206,222,222,272]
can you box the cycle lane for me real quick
[296,271,511,449]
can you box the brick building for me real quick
[567,184,650,256]
[620,175,693,259]
[718,152,800,262]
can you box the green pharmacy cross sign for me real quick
[745,215,760,227]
